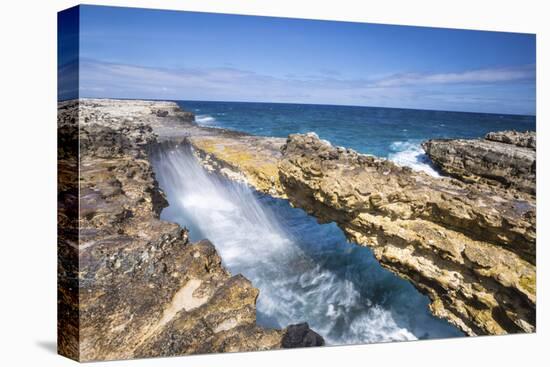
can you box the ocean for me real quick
[177,100,535,175]
[152,101,535,346]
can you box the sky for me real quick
[59,5,536,114]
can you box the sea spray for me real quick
[151,144,462,344]
[178,101,535,159]
[195,114,217,125]
[388,141,442,177]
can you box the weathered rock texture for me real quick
[59,99,536,360]
[57,101,80,360]
[486,130,536,149]
[277,133,535,336]
[57,99,323,362]
[188,129,536,337]
[189,134,286,197]
[422,131,536,195]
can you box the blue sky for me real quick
[62,5,536,114]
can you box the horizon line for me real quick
[70,95,537,118]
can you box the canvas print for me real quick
[57,5,536,362]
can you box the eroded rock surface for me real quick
[149,102,536,337]
[189,134,286,197]
[57,99,323,361]
[59,99,536,360]
[186,130,536,336]
[486,130,536,149]
[281,323,325,348]
[278,133,535,336]
[422,131,536,194]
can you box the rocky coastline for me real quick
[57,99,323,361]
[277,133,535,335]
[175,105,536,336]
[59,98,536,359]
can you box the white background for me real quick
[0,0,546,366]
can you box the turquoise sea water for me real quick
[154,101,534,345]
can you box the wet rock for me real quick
[154,109,169,117]
[282,323,325,348]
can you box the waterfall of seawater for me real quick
[151,144,462,345]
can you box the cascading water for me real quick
[151,143,462,345]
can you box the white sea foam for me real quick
[151,146,458,345]
[389,141,441,177]
[195,114,216,125]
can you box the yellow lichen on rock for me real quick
[189,135,286,197]
[187,130,537,337]
[275,133,535,336]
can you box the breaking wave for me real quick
[388,141,441,177]
[195,114,216,125]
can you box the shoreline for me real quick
[59,98,536,359]
[57,98,323,361]
[164,98,536,335]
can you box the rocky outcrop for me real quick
[57,99,323,362]
[281,323,325,348]
[485,130,536,149]
[422,131,536,194]
[186,130,536,337]
[57,101,80,360]
[189,134,286,198]
[277,133,535,336]
[60,99,536,358]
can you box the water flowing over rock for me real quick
[58,99,323,361]
[422,130,536,194]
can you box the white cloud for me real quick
[373,65,535,87]
[77,59,535,114]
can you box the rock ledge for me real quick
[422,130,535,194]
[58,99,323,361]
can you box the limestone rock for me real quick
[57,99,323,361]
[422,131,536,194]
[189,135,286,198]
[485,130,536,149]
[183,126,536,338]
[278,133,535,336]
[60,99,536,358]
